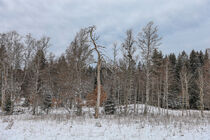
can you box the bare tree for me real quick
[0,31,25,113]
[65,28,93,115]
[88,26,103,119]
[111,43,120,110]
[31,36,50,115]
[137,21,161,114]
[180,65,192,116]
[121,29,136,115]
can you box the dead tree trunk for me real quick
[89,26,102,119]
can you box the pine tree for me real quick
[168,53,179,108]
[151,49,163,110]
[105,87,116,115]
[189,50,200,109]
[175,51,189,109]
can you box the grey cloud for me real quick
[0,0,209,56]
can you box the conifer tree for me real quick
[105,87,116,115]
[189,50,200,109]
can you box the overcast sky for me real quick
[0,0,210,56]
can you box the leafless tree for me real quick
[0,31,25,113]
[137,21,161,114]
[163,58,169,116]
[121,29,136,115]
[31,36,50,115]
[180,65,192,116]
[65,28,93,115]
[88,26,103,119]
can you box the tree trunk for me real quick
[180,73,185,116]
[95,58,101,119]
[1,64,7,112]
[165,61,169,116]
[144,68,150,115]
[184,73,190,116]
[158,78,161,114]
[134,88,137,113]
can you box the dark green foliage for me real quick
[105,97,116,115]
[105,88,116,115]
[175,51,189,99]
[152,49,163,76]
[168,53,179,108]
[188,50,206,109]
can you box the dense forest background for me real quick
[0,22,209,116]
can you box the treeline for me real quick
[0,22,209,116]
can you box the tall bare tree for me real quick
[180,65,192,116]
[88,26,103,119]
[121,29,136,115]
[137,21,161,114]
[65,28,93,115]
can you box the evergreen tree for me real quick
[105,87,116,115]
[168,53,179,108]
[175,51,189,108]
[189,50,200,108]
[198,51,204,67]
[151,49,163,108]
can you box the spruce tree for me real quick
[189,50,200,109]
[105,87,116,115]
[168,53,178,108]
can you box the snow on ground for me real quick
[0,105,210,140]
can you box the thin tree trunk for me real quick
[165,61,169,116]
[184,73,190,116]
[144,68,150,115]
[134,88,137,113]
[180,73,185,116]
[158,77,161,114]
[95,59,101,119]
[1,64,8,111]
[198,70,204,117]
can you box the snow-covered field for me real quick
[1,105,210,140]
